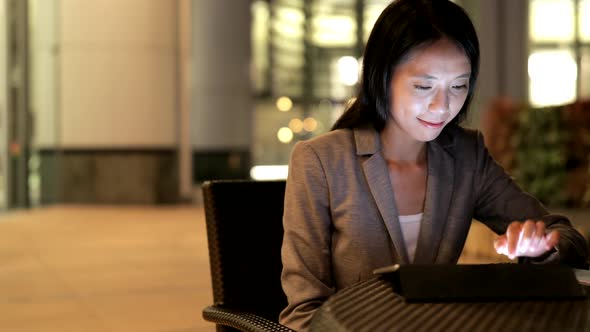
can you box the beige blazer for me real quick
[279,125,589,331]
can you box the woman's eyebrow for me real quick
[411,73,471,79]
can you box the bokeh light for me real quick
[337,56,360,86]
[277,127,294,143]
[276,96,293,112]
[303,117,318,132]
[288,118,304,133]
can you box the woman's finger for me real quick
[494,235,507,254]
[526,222,543,253]
[507,222,522,257]
[518,220,536,254]
[545,230,560,249]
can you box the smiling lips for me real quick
[417,118,445,129]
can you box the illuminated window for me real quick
[530,0,575,42]
[529,0,590,105]
[311,15,356,47]
[528,50,577,106]
[580,0,590,41]
[252,1,270,95]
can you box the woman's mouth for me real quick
[417,118,445,129]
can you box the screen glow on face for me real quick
[388,38,471,143]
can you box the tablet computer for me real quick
[373,263,587,302]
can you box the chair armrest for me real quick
[202,305,295,332]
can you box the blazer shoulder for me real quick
[298,129,356,156]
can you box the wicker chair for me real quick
[202,179,294,332]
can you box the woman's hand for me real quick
[493,220,560,260]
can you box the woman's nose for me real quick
[428,89,450,114]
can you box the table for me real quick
[309,273,590,332]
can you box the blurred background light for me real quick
[276,96,293,112]
[277,127,294,143]
[530,0,574,42]
[288,118,303,133]
[275,6,304,24]
[337,56,360,86]
[528,50,577,106]
[303,117,318,132]
[581,0,590,41]
[250,165,289,180]
[311,15,356,47]
[272,6,304,39]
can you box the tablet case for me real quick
[375,263,587,302]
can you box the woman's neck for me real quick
[380,124,427,165]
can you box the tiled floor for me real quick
[0,205,215,332]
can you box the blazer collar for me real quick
[415,134,455,263]
[354,126,380,155]
[354,126,456,264]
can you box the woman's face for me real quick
[388,38,471,142]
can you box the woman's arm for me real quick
[472,131,589,268]
[280,141,335,331]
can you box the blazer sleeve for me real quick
[279,141,335,331]
[471,131,589,268]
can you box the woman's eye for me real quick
[414,85,431,90]
[452,84,467,90]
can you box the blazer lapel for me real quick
[355,128,410,264]
[413,135,455,264]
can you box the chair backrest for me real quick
[202,179,288,324]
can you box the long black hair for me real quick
[331,0,480,131]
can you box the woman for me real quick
[279,0,589,330]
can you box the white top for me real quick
[398,212,423,263]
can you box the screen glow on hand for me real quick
[493,220,559,260]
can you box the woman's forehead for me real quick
[394,39,471,76]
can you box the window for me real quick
[250,0,391,179]
[528,0,590,106]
